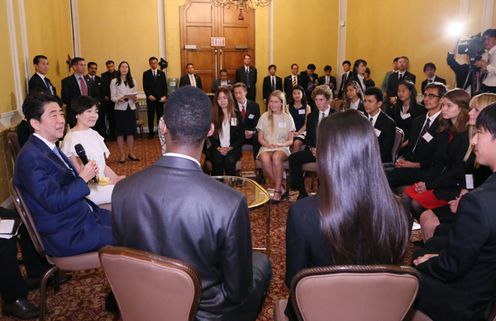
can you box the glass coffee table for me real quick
[213,176,271,255]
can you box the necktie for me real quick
[292,76,297,87]
[271,77,275,91]
[412,118,431,152]
[79,76,88,96]
[326,76,329,84]
[52,147,76,176]
[369,117,374,125]
[245,68,250,88]
[44,78,53,95]
[241,104,246,120]
[153,70,156,78]
[319,112,325,125]
[399,73,404,81]
[190,74,196,87]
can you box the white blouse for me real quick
[110,78,137,111]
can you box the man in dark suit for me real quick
[283,63,300,101]
[61,57,95,127]
[86,61,106,137]
[112,86,271,321]
[179,63,203,90]
[300,64,319,109]
[143,56,168,139]
[211,68,233,93]
[337,60,352,99]
[317,65,337,95]
[100,60,118,139]
[421,62,447,94]
[388,82,447,188]
[262,64,282,104]
[364,87,396,163]
[232,82,261,159]
[387,56,416,104]
[413,103,496,321]
[13,92,113,257]
[289,85,335,199]
[28,55,57,96]
[235,54,257,101]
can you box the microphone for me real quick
[75,144,97,182]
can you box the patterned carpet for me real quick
[1,136,419,321]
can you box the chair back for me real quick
[9,179,47,258]
[291,265,420,321]
[99,246,201,321]
[392,127,404,162]
[7,130,21,159]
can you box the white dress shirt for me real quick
[484,45,496,87]
[368,111,380,127]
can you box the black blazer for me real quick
[235,65,257,89]
[387,103,426,142]
[179,74,203,90]
[337,72,352,99]
[100,70,118,99]
[28,73,57,96]
[283,74,301,98]
[61,74,95,106]
[87,75,103,102]
[317,75,337,92]
[143,69,168,101]
[262,75,283,101]
[304,108,336,148]
[421,76,447,94]
[404,114,441,169]
[386,71,416,98]
[417,173,496,321]
[447,52,471,89]
[209,111,244,159]
[211,79,233,93]
[238,100,260,132]
[370,111,396,163]
[299,71,319,94]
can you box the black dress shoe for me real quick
[26,273,72,291]
[2,298,39,319]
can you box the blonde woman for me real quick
[257,90,296,203]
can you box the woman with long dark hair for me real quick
[288,85,311,153]
[285,110,409,320]
[348,59,368,92]
[343,80,364,112]
[111,61,138,163]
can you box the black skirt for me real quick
[114,105,137,136]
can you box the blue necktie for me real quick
[52,147,76,177]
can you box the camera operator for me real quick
[447,40,470,90]
[474,29,496,93]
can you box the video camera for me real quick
[457,33,485,63]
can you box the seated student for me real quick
[232,82,261,159]
[289,85,336,200]
[419,93,496,241]
[60,96,125,205]
[317,65,337,94]
[364,67,376,88]
[257,90,295,203]
[402,89,470,219]
[386,80,426,151]
[348,59,368,92]
[343,80,364,112]
[285,110,409,321]
[388,82,447,189]
[363,87,396,163]
[288,85,311,153]
[13,92,114,257]
[207,87,244,176]
[413,103,496,321]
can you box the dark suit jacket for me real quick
[417,173,496,321]
[87,75,103,102]
[179,74,203,90]
[370,111,396,163]
[100,70,118,99]
[28,73,57,96]
[61,74,95,106]
[283,74,301,99]
[337,72,352,99]
[13,135,112,257]
[421,76,447,94]
[238,100,260,132]
[112,155,253,321]
[210,78,233,93]
[143,69,168,101]
[447,52,471,89]
[299,71,319,95]
[317,75,337,92]
[209,110,244,160]
[305,108,336,148]
[235,65,257,89]
[262,75,283,101]
[386,71,416,98]
[387,103,426,142]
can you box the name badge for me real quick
[278,122,287,128]
[298,109,306,115]
[400,113,411,120]
[248,114,255,119]
[422,132,433,142]
[465,174,474,189]
[230,117,238,126]
[374,128,381,137]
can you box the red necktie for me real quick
[241,104,246,120]
[79,76,88,96]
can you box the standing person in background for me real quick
[236,54,257,101]
[28,55,57,96]
[262,64,283,105]
[299,64,319,109]
[143,56,168,139]
[337,60,352,100]
[421,62,446,94]
[87,62,106,138]
[101,60,118,140]
[382,57,399,94]
[475,29,496,93]
[387,56,416,105]
[110,61,139,164]
[284,63,300,101]
[61,57,93,127]
[348,59,368,92]
[318,65,337,95]
[364,67,376,88]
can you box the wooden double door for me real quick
[180,0,255,93]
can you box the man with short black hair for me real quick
[475,29,496,93]
[235,54,257,101]
[387,56,416,104]
[143,56,168,139]
[28,55,57,96]
[337,60,352,99]
[211,68,233,93]
[262,64,282,103]
[300,63,319,100]
[283,63,300,100]
[112,86,272,321]
[233,82,261,159]
[318,65,337,94]
[421,62,446,93]
[87,61,106,137]
[101,60,118,139]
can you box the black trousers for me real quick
[208,149,240,176]
[146,100,164,136]
[289,149,315,194]
[104,100,116,138]
[243,137,260,160]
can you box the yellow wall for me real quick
[165,0,185,80]
[78,0,160,91]
[0,0,16,114]
[24,0,73,94]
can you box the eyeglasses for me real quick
[423,93,440,99]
